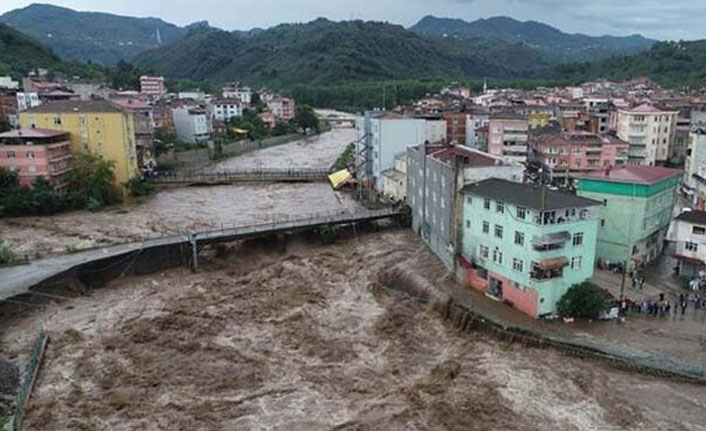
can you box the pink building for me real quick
[267,96,295,122]
[530,129,629,181]
[139,76,165,97]
[0,128,72,194]
[487,114,529,163]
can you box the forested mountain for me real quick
[135,18,548,86]
[0,22,60,77]
[555,41,706,88]
[0,3,194,65]
[410,15,656,63]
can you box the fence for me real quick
[5,328,48,431]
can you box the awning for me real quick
[538,257,569,270]
[232,127,249,134]
[532,231,571,248]
[328,169,352,189]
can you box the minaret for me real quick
[156,28,162,45]
[483,78,488,95]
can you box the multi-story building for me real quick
[0,128,72,194]
[615,104,678,166]
[672,116,691,164]
[19,100,139,185]
[668,211,706,278]
[222,82,252,105]
[487,114,529,163]
[356,112,426,192]
[267,97,295,122]
[465,109,490,149]
[408,145,524,269]
[212,99,243,122]
[16,92,41,112]
[459,178,601,317]
[425,119,447,144]
[529,129,629,181]
[577,166,681,268]
[443,111,467,145]
[111,98,155,163]
[172,106,212,144]
[139,76,166,98]
[381,153,407,202]
[0,76,19,90]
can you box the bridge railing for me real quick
[155,167,332,183]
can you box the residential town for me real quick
[1,3,706,429]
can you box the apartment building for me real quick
[172,106,212,144]
[487,114,530,163]
[19,101,139,185]
[0,128,72,194]
[212,99,244,122]
[222,82,252,105]
[139,76,166,98]
[668,211,706,278]
[459,179,601,317]
[615,104,678,166]
[577,166,681,267]
[407,145,524,269]
[267,97,295,122]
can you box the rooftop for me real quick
[0,128,69,139]
[675,211,706,225]
[579,166,682,185]
[429,146,502,168]
[461,178,602,211]
[24,100,124,114]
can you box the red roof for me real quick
[0,128,69,139]
[580,165,682,185]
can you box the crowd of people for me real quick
[619,293,706,318]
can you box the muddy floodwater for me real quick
[210,128,356,171]
[1,231,704,430]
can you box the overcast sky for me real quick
[1,0,703,40]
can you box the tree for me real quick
[0,117,10,133]
[0,234,15,265]
[67,152,122,211]
[125,176,155,197]
[556,282,612,319]
[294,105,320,134]
[229,109,268,140]
[27,177,65,215]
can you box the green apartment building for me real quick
[459,179,602,317]
[576,166,681,268]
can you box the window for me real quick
[601,219,605,227]
[26,151,35,159]
[496,201,504,214]
[53,117,61,126]
[512,258,523,272]
[7,151,15,158]
[573,232,584,247]
[467,197,472,205]
[79,116,86,126]
[693,226,706,235]
[494,225,503,239]
[492,248,503,264]
[480,245,489,258]
[517,207,526,220]
[571,256,582,270]
[484,199,491,210]
[686,242,698,252]
[514,231,524,246]
[466,220,470,229]
[28,165,36,173]
[482,221,490,234]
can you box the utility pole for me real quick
[190,233,198,271]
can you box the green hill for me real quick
[410,15,656,63]
[0,22,60,77]
[136,19,548,86]
[554,40,706,88]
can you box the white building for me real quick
[567,87,584,99]
[425,119,447,144]
[139,76,166,97]
[172,106,212,144]
[268,97,295,122]
[356,113,426,192]
[668,211,706,278]
[683,126,706,202]
[0,76,19,90]
[616,104,678,166]
[177,90,207,101]
[16,92,41,112]
[381,153,407,202]
[222,82,252,105]
[212,99,243,122]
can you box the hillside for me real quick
[410,15,656,63]
[0,3,193,65]
[0,22,60,77]
[136,19,548,86]
[555,40,706,88]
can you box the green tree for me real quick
[229,109,268,140]
[67,152,122,211]
[124,176,155,197]
[27,177,65,215]
[556,282,612,319]
[294,105,320,134]
[0,117,11,133]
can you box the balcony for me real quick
[531,258,568,281]
[532,231,570,251]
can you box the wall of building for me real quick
[19,111,138,185]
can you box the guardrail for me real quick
[154,168,332,185]
[5,328,48,431]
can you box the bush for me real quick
[125,176,155,197]
[0,168,66,217]
[67,152,122,211]
[0,235,15,264]
[556,282,612,319]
